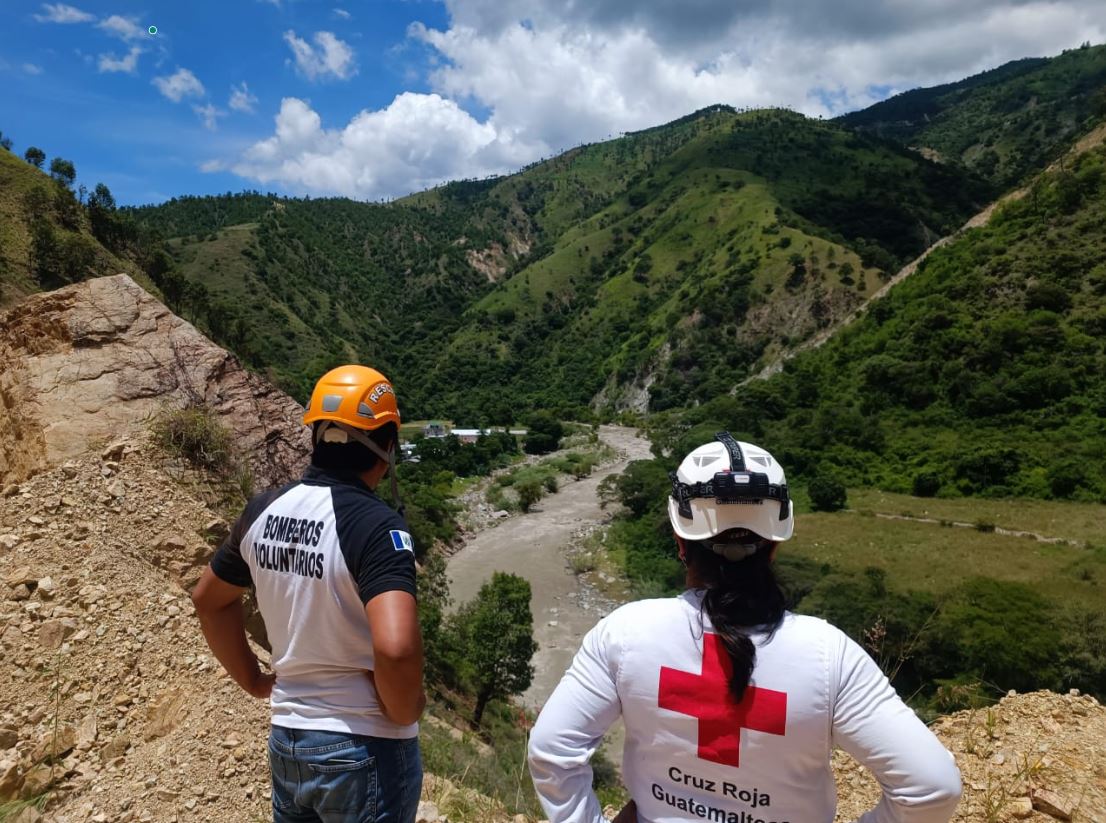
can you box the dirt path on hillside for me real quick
[447,426,650,710]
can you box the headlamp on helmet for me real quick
[667,432,794,543]
[670,432,790,521]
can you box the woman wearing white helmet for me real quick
[529,433,961,823]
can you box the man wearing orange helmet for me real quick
[192,365,425,823]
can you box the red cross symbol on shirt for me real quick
[658,632,787,767]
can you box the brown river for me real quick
[445,425,653,765]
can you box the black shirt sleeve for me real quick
[332,487,417,605]
[210,485,290,587]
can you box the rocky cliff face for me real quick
[0,274,309,489]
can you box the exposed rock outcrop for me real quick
[0,274,309,488]
[833,690,1106,822]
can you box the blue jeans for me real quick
[268,726,422,823]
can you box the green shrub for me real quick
[152,405,238,476]
[912,471,942,498]
[924,578,1063,695]
[808,475,847,512]
[516,480,543,512]
[570,552,598,574]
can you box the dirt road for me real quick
[446,426,651,712]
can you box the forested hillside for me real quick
[650,140,1106,501]
[128,193,510,402]
[840,42,1106,186]
[0,147,149,306]
[4,44,1103,435]
[128,107,988,416]
[426,109,987,417]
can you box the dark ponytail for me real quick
[686,540,786,702]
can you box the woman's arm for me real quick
[831,632,962,823]
[528,619,623,823]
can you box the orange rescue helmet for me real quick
[303,365,401,432]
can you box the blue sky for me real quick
[4,0,1106,205]
[3,1,452,202]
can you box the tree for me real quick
[0,131,11,152]
[458,572,536,725]
[88,182,116,211]
[611,459,671,517]
[49,157,76,188]
[808,475,847,512]
[24,146,45,168]
[925,578,1061,695]
[417,551,454,686]
[523,411,563,455]
[89,183,121,247]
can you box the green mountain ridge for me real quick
[652,135,1106,500]
[122,106,989,418]
[840,42,1106,187]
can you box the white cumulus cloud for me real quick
[229,82,259,113]
[97,46,142,74]
[33,3,93,23]
[283,30,356,81]
[96,14,144,41]
[333,9,352,20]
[223,94,527,199]
[153,67,205,102]
[193,103,226,131]
[22,63,44,75]
[222,0,1106,199]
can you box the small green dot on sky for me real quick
[148,25,158,35]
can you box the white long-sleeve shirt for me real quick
[529,591,961,823]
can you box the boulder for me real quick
[37,619,77,651]
[144,689,188,741]
[0,275,310,488]
[0,757,22,800]
[32,724,77,764]
[1009,797,1034,818]
[1032,788,1074,820]
[203,518,230,542]
[0,728,17,750]
[101,441,126,462]
[19,764,57,798]
[100,733,130,761]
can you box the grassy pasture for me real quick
[846,488,1106,546]
[787,495,1106,610]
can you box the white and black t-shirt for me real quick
[529,591,962,823]
[212,465,417,739]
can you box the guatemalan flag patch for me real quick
[389,530,414,553]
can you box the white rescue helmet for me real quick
[668,432,793,543]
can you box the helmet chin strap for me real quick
[315,421,405,516]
